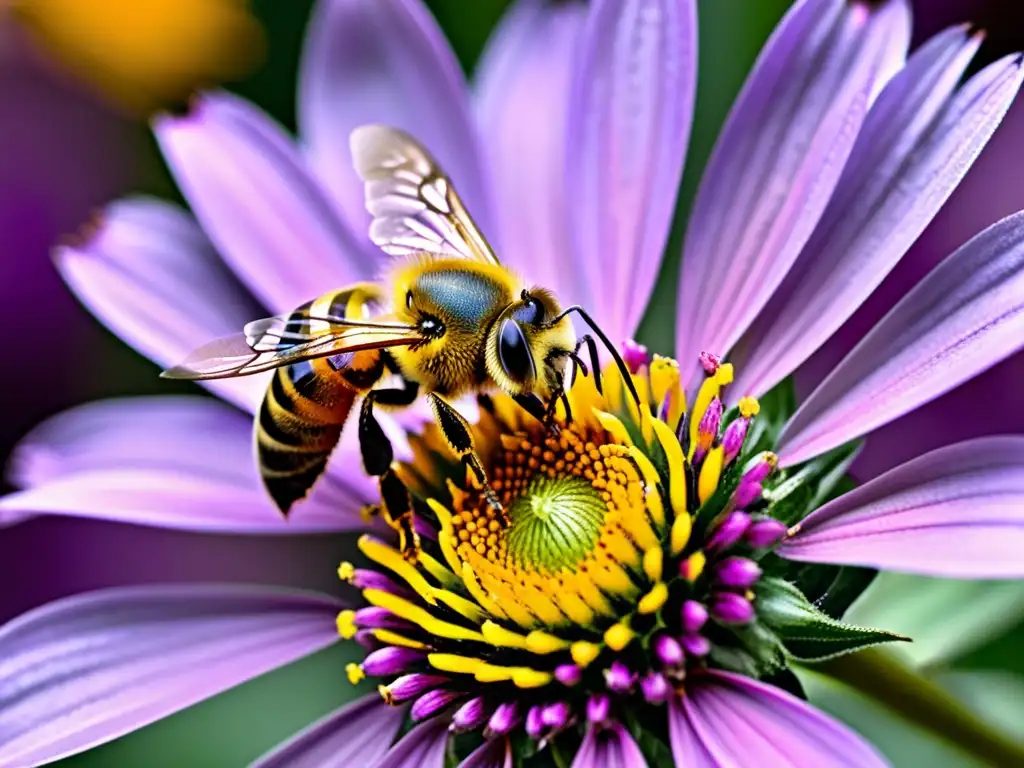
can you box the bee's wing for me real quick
[350,125,500,266]
[162,312,422,381]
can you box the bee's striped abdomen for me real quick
[255,287,386,514]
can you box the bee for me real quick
[163,125,639,558]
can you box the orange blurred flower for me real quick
[7,0,264,116]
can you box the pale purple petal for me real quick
[372,716,449,768]
[0,397,370,533]
[154,91,369,314]
[571,722,648,768]
[473,0,586,295]
[299,0,493,243]
[675,0,910,381]
[55,196,266,412]
[779,211,1024,466]
[250,693,406,768]
[566,0,697,343]
[0,585,342,766]
[778,436,1024,577]
[457,737,512,768]
[679,671,886,767]
[733,35,1024,399]
[668,697,717,768]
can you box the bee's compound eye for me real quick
[405,290,414,309]
[419,316,444,337]
[498,319,536,385]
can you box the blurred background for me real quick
[2,0,1024,765]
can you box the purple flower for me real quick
[2,1,1024,767]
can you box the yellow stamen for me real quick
[643,547,663,582]
[336,610,357,639]
[628,446,666,529]
[460,563,513,622]
[513,668,554,689]
[593,409,633,447]
[650,355,684,427]
[670,512,693,556]
[650,418,687,519]
[363,588,485,643]
[638,582,669,614]
[571,641,602,667]
[346,663,365,685]
[682,551,706,581]
[337,561,355,582]
[698,445,725,504]
[604,622,635,651]
[417,551,461,591]
[739,396,760,418]
[358,535,437,606]
[428,653,482,675]
[481,620,529,649]
[378,684,394,706]
[432,588,488,623]
[688,363,733,460]
[526,630,571,654]
[373,629,429,650]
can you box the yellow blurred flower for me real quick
[7,0,264,116]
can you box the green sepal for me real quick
[763,439,862,526]
[623,708,676,768]
[757,577,909,662]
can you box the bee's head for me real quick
[487,289,576,399]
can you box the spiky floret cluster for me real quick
[336,350,792,751]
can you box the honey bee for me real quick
[163,126,639,557]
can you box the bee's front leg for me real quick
[427,393,508,524]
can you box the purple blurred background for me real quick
[2,0,1024,628]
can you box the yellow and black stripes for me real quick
[255,287,389,514]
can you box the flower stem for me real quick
[817,648,1024,767]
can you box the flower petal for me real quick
[0,584,343,766]
[372,716,449,768]
[733,36,1024,398]
[565,0,697,342]
[679,671,886,767]
[250,693,406,768]
[154,91,369,314]
[0,396,370,533]
[675,0,909,380]
[298,0,493,243]
[571,722,648,768]
[778,211,1024,466]
[668,697,717,768]
[473,0,586,296]
[56,196,266,412]
[778,436,1024,577]
[458,737,512,768]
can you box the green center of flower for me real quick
[506,475,605,571]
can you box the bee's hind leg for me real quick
[427,393,507,522]
[359,379,421,560]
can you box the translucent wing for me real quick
[350,124,500,265]
[162,312,421,381]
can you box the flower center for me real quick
[336,350,792,746]
[506,474,604,571]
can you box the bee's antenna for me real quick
[551,306,643,409]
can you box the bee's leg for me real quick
[379,470,419,561]
[575,334,602,393]
[513,393,548,425]
[426,393,506,519]
[358,379,422,560]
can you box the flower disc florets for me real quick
[337,349,809,757]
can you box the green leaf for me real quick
[845,573,1024,668]
[764,439,862,525]
[757,578,909,662]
